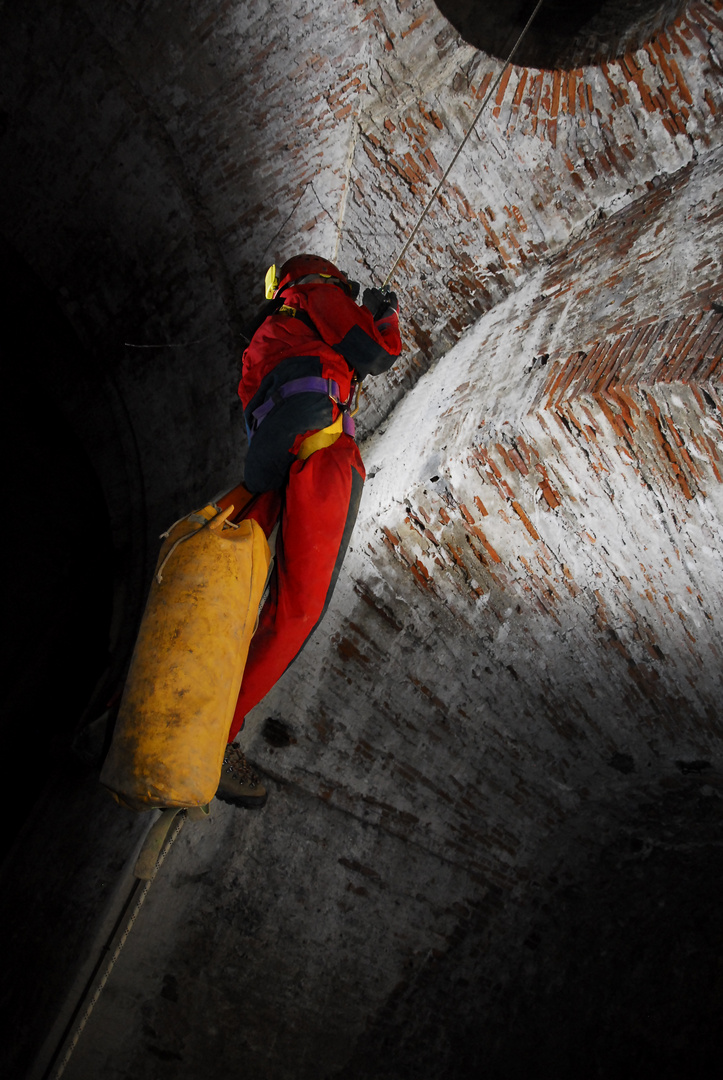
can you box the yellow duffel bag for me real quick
[101,505,270,811]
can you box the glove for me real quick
[362,287,399,319]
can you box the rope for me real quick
[333,118,362,264]
[44,812,186,1080]
[156,505,237,584]
[123,335,218,348]
[382,0,545,288]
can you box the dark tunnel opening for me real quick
[434,0,690,69]
[1,241,117,861]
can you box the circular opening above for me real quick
[434,0,690,70]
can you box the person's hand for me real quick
[363,287,399,318]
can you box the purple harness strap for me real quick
[249,376,356,440]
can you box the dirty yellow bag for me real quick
[100,507,270,811]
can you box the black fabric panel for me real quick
[333,323,398,377]
[244,354,326,422]
[243,355,334,492]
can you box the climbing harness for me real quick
[297,377,362,460]
[382,0,545,288]
[244,274,365,446]
[296,411,347,460]
[246,374,358,442]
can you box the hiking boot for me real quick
[216,743,268,808]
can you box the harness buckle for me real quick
[348,379,362,417]
[327,377,360,416]
[326,377,340,405]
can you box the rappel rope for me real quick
[39,808,196,1080]
[382,0,545,289]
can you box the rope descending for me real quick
[382,0,546,289]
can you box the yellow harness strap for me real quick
[297,413,344,460]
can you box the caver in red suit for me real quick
[226,254,401,741]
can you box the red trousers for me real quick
[226,434,365,742]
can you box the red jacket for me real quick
[239,281,401,408]
[239,282,401,491]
